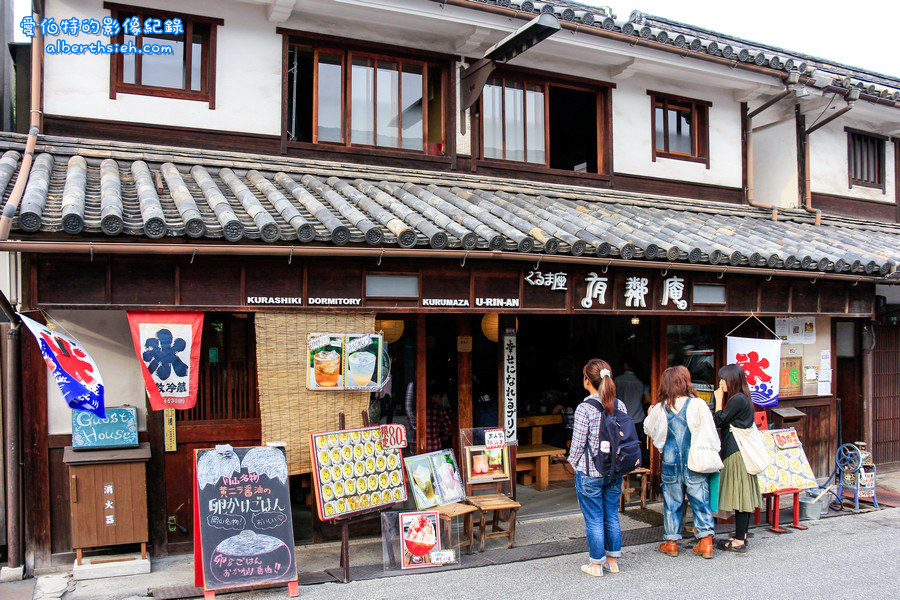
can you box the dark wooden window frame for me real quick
[846,127,887,193]
[104,2,222,108]
[477,68,613,178]
[648,90,711,168]
[281,34,448,157]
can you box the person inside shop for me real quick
[713,363,762,553]
[614,355,650,465]
[568,358,628,577]
[643,366,717,559]
[473,374,498,429]
[425,381,453,452]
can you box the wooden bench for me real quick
[515,444,566,491]
[620,468,651,511]
[466,493,521,551]
[435,502,478,556]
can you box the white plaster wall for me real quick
[611,74,743,187]
[44,0,282,135]
[809,114,896,203]
[752,119,799,208]
[45,310,147,435]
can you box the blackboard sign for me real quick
[72,406,139,450]
[195,445,298,592]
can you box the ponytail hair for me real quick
[583,358,616,415]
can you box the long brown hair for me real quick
[583,358,616,415]
[717,363,752,404]
[658,366,697,410]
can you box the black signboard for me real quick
[195,445,298,593]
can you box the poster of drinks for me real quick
[464,446,511,484]
[399,512,442,569]
[309,425,408,520]
[306,333,384,391]
[404,450,466,509]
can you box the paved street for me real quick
[239,507,900,600]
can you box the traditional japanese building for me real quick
[0,0,898,572]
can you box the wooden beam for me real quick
[21,311,51,572]
[457,315,473,455]
[416,314,427,454]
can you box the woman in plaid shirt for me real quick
[568,358,628,577]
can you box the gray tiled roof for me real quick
[0,133,897,276]
[451,1,900,102]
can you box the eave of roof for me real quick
[0,132,896,281]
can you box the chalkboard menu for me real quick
[195,446,298,592]
[72,406,139,450]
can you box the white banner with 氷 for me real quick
[502,333,517,443]
[726,336,783,407]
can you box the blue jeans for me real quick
[661,465,715,540]
[575,471,623,564]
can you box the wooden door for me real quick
[163,314,261,553]
[873,325,900,465]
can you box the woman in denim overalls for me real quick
[645,366,717,558]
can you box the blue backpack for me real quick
[583,398,642,478]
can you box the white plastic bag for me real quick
[688,399,724,474]
[730,424,768,475]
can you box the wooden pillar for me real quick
[146,408,168,557]
[861,321,875,447]
[416,314,427,455]
[21,313,51,572]
[457,315,473,458]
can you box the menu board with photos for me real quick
[306,333,384,391]
[404,449,466,509]
[757,428,817,493]
[310,425,407,520]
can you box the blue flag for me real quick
[19,313,105,418]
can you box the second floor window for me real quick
[847,129,886,191]
[649,91,710,167]
[105,3,221,107]
[287,44,445,155]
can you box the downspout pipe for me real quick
[3,323,21,571]
[744,72,800,220]
[0,9,43,241]
[801,88,858,226]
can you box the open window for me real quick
[648,91,710,167]
[286,42,446,155]
[480,75,608,175]
[105,3,221,107]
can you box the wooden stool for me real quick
[515,444,566,491]
[466,493,521,552]
[620,468,651,511]
[435,502,478,556]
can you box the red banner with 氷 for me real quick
[127,311,204,410]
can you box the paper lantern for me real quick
[480,314,518,343]
[376,319,405,344]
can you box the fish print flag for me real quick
[19,313,105,418]
[127,312,204,411]
[726,336,784,407]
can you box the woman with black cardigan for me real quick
[713,364,762,552]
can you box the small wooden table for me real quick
[620,468,651,511]
[435,502,478,556]
[516,444,566,491]
[466,493,521,552]
[517,415,564,445]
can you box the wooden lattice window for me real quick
[847,129,886,192]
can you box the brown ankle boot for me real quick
[658,541,679,557]
[692,535,714,559]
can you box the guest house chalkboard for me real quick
[195,445,298,593]
[72,406,139,450]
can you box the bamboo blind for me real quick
[255,312,375,475]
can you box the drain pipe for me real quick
[799,88,859,225]
[744,72,800,220]
[0,8,44,241]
